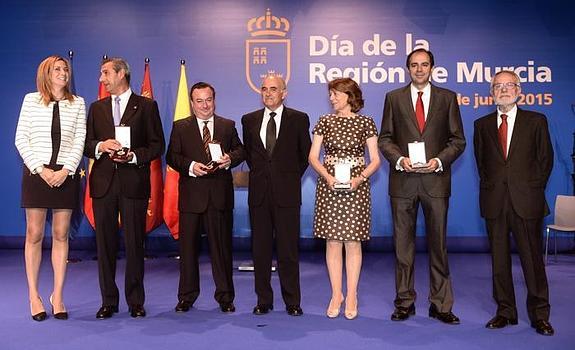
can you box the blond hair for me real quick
[36,55,75,106]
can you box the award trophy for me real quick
[205,141,224,174]
[334,160,352,190]
[112,125,131,160]
[408,141,427,168]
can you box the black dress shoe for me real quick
[485,315,518,329]
[175,300,192,313]
[129,305,146,318]
[428,305,460,325]
[253,304,273,315]
[96,305,118,319]
[531,320,554,336]
[219,302,236,313]
[31,311,48,322]
[391,304,415,321]
[286,305,303,316]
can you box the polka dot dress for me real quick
[312,114,378,241]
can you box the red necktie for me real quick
[415,91,425,133]
[498,114,508,159]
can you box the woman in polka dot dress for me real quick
[308,78,381,320]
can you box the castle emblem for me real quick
[245,8,291,93]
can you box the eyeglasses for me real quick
[492,82,519,91]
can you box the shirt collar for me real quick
[410,82,431,96]
[497,104,517,120]
[265,105,284,118]
[112,88,132,102]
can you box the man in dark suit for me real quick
[85,57,165,319]
[474,70,554,336]
[166,82,244,314]
[378,49,465,324]
[241,75,311,316]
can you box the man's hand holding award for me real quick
[111,125,132,162]
[205,141,224,174]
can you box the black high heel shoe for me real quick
[50,294,68,320]
[30,297,47,322]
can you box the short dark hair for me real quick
[328,78,364,113]
[190,81,216,99]
[406,49,434,68]
[101,57,131,84]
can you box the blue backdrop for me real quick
[2,0,574,246]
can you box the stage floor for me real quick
[0,250,572,350]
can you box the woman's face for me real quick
[329,89,350,113]
[50,60,69,92]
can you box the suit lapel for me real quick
[121,94,139,125]
[100,97,115,128]
[212,115,222,142]
[399,85,420,134]
[485,112,505,160]
[253,110,266,152]
[507,108,524,160]
[275,107,291,148]
[425,85,440,130]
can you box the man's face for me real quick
[99,62,125,95]
[491,72,521,107]
[191,87,215,120]
[261,76,286,110]
[408,51,432,88]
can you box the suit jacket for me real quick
[378,84,466,198]
[166,115,245,213]
[241,107,311,207]
[473,108,553,220]
[84,93,165,199]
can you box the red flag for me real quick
[163,62,191,239]
[83,79,110,229]
[140,59,164,233]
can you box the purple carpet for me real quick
[0,250,572,350]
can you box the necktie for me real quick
[415,91,425,133]
[499,114,508,159]
[202,120,211,158]
[266,112,277,156]
[113,96,121,126]
[49,101,61,166]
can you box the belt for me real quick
[323,155,365,167]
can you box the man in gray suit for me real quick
[378,49,466,324]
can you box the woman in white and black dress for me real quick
[309,78,380,320]
[15,55,86,321]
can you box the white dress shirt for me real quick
[259,105,284,146]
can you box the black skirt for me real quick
[21,165,80,209]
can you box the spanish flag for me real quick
[163,62,190,239]
[140,59,164,233]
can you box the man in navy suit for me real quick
[474,70,554,336]
[378,49,466,324]
[242,75,311,316]
[85,57,165,319]
[166,82,244,314]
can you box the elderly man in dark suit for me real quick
[242,75,311,316]
[378,49,466,324]
[166,82,244,314]
[474,70,554,336]
[85,57,165,319]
